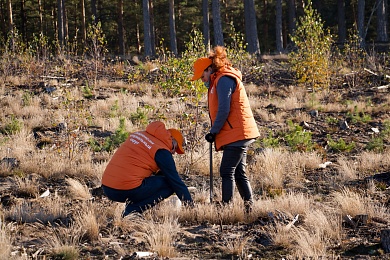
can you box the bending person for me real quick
[102,121,193,216]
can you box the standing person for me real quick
[191,46,260,212]
[102,121,193,216]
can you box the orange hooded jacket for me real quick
[102,121,174,190]
[208,66,260,151]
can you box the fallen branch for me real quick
[285,214,299,231]
[364,68,378,76]
[370,84,389,91]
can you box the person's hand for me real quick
[205,133,215,143]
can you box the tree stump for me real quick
[381,229,390,253]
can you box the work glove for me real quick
[205,133,215,143]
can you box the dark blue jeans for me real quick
[102,175,174,216]
[220,145,253,205]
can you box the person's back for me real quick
[102,122,172,190]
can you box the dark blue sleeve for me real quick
[210,76,236,134]
[155,149,193,203]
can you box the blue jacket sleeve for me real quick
[210,76,236,134]
[155,149,193,203]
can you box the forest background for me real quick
[0,0,389,57]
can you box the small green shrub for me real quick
[347,108,372,123]
[284,120,313,151]
[109,100,120,118]
[89,117,129,152]
[327,134,355,153]
[0,115,23,135]
[82,85,94,99]
[365,137,384,152]
[130,107,151,126]
[22,91,34,106]
[261,131,280,148]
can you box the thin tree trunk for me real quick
[143,0,152,57]
[57,0,64,47]
[81,0,86,46]
[118,0,125,55]
[337,0,346,44]
[149,0,156,56]
[21,0,27,42]
[275,0,283,53]
[244,0,260,55]
[202,0,210,52]
[357,0,365,48]
[287,0,296,44]
[169,0,177,55]
[7,0,13,32]
[63,0,68,45]
[38,0,44,36]
[376,0,388,42]
[212,0,223,46]
[134,0,141,53]
[7,0,13,51]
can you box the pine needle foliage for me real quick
[289,0,333,91]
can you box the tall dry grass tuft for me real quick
[218,200,247,224]
[75,202,100,242]
[66,178,92,200]
[275,192,312,216]
[251,149,322,191]
[252,148,287,189]
[15,176,39,197]
[132,214,180,258]
[331,188,367,217]
[287,151,322,184]
[44,223,81,260]
[357,150,390,173]
[0,220,13,260]
[6,194,66,223]
[304,209,342,242]
[291,227,328,259]
[222,236,250,258]
[336,156,357,181]
[266,222,294,248]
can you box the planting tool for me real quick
[209,142,213,203]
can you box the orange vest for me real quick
[102,121,173,190]
[208,66,260,151]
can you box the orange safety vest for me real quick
[208,66,260,151]
[102,121,173,190]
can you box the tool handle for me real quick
[209,142,213,203]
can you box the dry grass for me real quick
[331,188,368,217]
[132,213,180,258]
[44,223,81,260]
[303,209,342,241]
[357,150,390,173]
[336,156,358,181]
[290,227,328,259]
[15,176,39,197]
[75,202,100,242]
[251,149,322,190]
[222,235,250,258]
[252,148,287,189]
[6,194,66,223]
[66,178,92,200]
[267,222,294,248]
[0,220,13,260]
